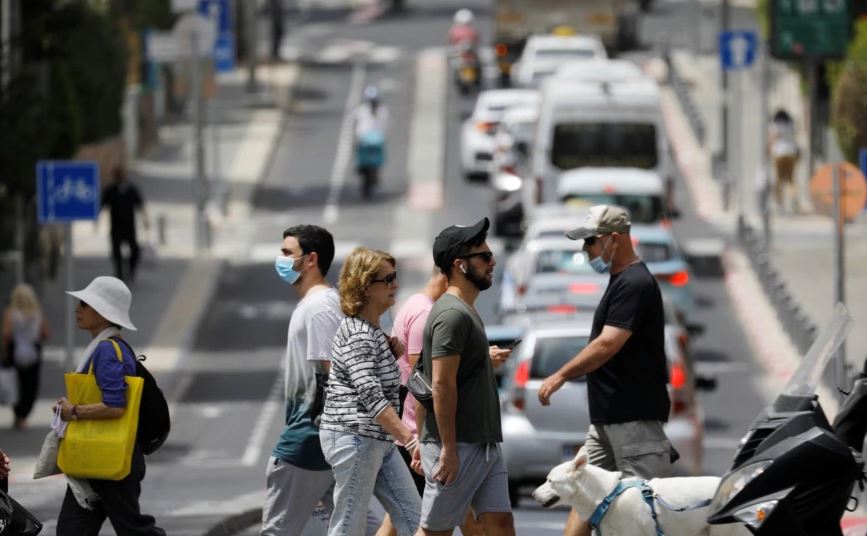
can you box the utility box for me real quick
[770,0,851,59]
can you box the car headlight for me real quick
[710,460,773,514]
[733,499,779,529]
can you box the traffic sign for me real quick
[214,32,235,72]
[719,30,758,70]
[809,162,867,220]
[199,0,235,72]
[36,161,100,223]
[770,0,850,59]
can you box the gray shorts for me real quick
[419,442,512,531]
[584,421,673,478]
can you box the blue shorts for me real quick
[419,442,512,531]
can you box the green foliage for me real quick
[131,0,174,31]
[831,18,867,162]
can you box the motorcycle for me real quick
[707,303,866,535]
[356,130,385,199]
[454,43,481,95]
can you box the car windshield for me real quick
[635,241,673,262]
[531,336,590,379]
[535,49,596,61]
[551,123,658,170]
[535,249,592,274]
[562,194,664,224]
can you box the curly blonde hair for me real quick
[338,247,396,317]
[9,283,41,318]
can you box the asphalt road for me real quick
[10,1,773,534]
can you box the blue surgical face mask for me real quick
[588,236,613,274]
[275,255,306,285]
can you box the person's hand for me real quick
[433,446,460,485]
[410,446,423,475]
[388,336,405,358]
[0,449,10,479]
[55,397,78,422]
[489,345,512,369]
[538,373,566,406]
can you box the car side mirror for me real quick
[515,141,529,156]
[686,323,705,337]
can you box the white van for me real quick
[524,75,671,219]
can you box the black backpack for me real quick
[111,338,171,455]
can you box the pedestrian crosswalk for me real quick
[280,39,404,65]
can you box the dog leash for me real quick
[588,479,712,536]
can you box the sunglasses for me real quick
[371,272,398,286]
[459,251,495,263]
[583,235,607,247]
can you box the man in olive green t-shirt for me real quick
[415,217,516,536]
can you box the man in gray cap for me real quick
[416,217,515,536]
[537,205,673,536]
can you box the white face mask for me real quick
[588,235,614,274]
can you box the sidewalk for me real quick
[2,62,297,528]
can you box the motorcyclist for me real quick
[354,85,389,139]
[448,8,479,49]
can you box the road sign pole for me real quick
[64,223,75,371]
[808,58,820,176]
[760,41,772,246]
[191,28,207,251]
[719,0,730,165]
[833,162,846,400]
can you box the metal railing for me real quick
[738,221,818,356]
[664,47,706,147]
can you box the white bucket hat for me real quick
[66,276,137,331]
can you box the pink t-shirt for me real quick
[391,293,434,440]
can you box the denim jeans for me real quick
[320,429,421,536]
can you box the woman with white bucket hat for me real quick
[54,276,164,536]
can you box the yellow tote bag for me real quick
[58,339,143,481]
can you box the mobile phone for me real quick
[505,338,523,350]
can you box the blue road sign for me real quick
[720,30,758,70]
[199,0,234,72]
[36,161,100,223]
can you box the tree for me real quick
[831,19,867,163]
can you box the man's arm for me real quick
[537,325,632,406]
[431,353,460,484]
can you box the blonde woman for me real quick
[2,283,50,430]
[319,248,421,536]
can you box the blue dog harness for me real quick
[588,479,712,536]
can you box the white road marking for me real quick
[323,63,366,224]
[240,374,283,467]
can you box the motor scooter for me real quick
[707,303,867,535]
[356,130,385,199]
[454,43,481,95]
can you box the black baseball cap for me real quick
[432,217,490,274]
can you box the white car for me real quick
[499,235,607,313]
[461,89,540,181]
[512,35,608,88]
[555,167,670,225]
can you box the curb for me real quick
[201,508,262,536]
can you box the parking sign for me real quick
[36,161,101,223]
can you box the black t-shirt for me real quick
[102,182,143,236]
[588,261,670,424]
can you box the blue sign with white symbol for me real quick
[36,161,100,223]
[860,147,867,209]
[199,0,234,72]
[720,30,758,70]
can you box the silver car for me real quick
[497,305,711,505]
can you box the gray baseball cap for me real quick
[565,205,631,241]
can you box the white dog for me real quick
[532,448,750,536]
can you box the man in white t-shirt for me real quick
[262,225,343,536]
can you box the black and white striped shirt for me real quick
[320,316,401,441]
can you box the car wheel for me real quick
[508,480,520,508]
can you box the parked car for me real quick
[497,301,713,504]
[460,89,540,181]
[512,34,608,88]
